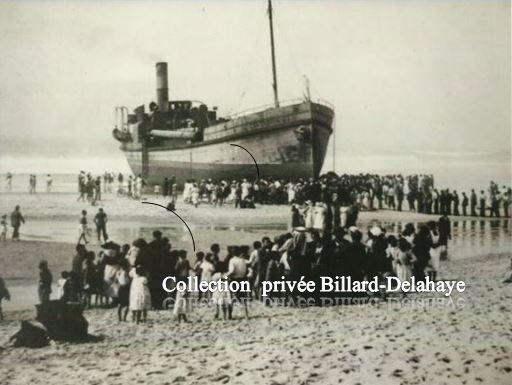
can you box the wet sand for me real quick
[0,191,511,310]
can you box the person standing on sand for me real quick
[411,225,432,281]
[427,221,441,281]
[46,174,53,192]
[175,250,191,283]
[10,205,25,242]
[200,254,215,300]
[94,177,102,202]
[129,265,151,324]
[154,184,161,198]
[94,208,108,243]
[503,187,511,218]
[5,172,12,191]
[479,190,486,217]
[38,260,52,303]
[461,192,468,217]
[82,252,96,308]
[170,176,178,204]
[452,190,460,216]
[28,174,36,194]
[77,172,86,202]
[115,258,131,321]
[395,238,415,292]
[77,210,89,245]
[173,279,191,323]
[0,277,10,320]
[72,244,88,282]
[470,189,477,216]
[438,214,451,260]
[226,246,250,319]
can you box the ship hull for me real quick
[120,101,334,185]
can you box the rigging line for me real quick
[141,201,196,252]
[273,11,323,101]
[230,143,260,180]
[233,10,267,115]
[273,13,304,91]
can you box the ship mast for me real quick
[268,0,279,108]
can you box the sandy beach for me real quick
[0,250,511,385]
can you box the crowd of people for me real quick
[29,207,452,324]
[2,171,510,219]
[165,174,511,218]
[75,171,144,205]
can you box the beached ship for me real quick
[113,0,335,185]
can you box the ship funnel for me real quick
[156,62,169,112]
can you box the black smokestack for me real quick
[156,62,169,112]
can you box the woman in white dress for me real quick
[182,180,192,203]
[287,182,296,204]
[428,222,441,281]
[386,235,400,275]
[362,191,370,210]
[339,206,349,228]
[191,184,200,207]
[303,201,315,229]
[129,266,151,324]
[199,254,215,299]
[395,238,416,291]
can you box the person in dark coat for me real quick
[345,228,366,282]
[479,191,486,217]
[470,189,477,216]
[38,261,52,303]
[0,277,10,320]
[147,230,167,309]
[162,177,169,197]
[207,243,219,267]
[94,208,108,242]
[10,205,25,241]
[290,205,303,229]
[412,225,432,281]
[452,190,460,216]
[175,250,191,281]
[461,192,468,217]
[438,214,451,259]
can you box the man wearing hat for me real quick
[94,208,108,243]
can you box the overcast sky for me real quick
[0,0,510,178]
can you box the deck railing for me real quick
[223,98,334,120]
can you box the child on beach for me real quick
[115,259,131,322]
[386,235,400,275]
[153,184,161,198]
[1,214,7,241]
[129,266,151,324]
[212,272,232,320]
[395,238,416,295]
[173,280,191,323]
[427,221,442,281]
[0,277,10,320]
